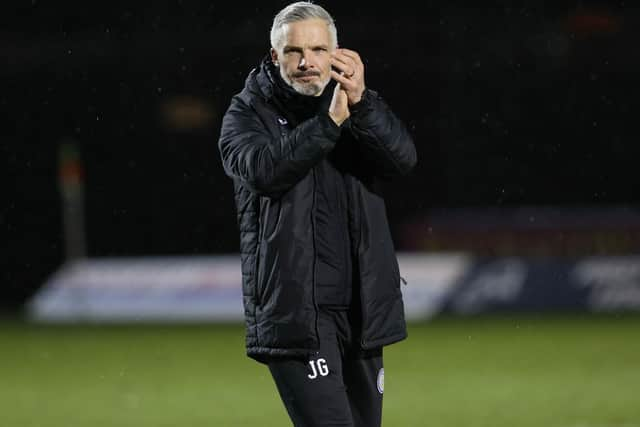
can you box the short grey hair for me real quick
[270,2,338,51]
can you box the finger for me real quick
[331,51,357,69]
[329,56,346,72]
[335,55,364,77]
[332,55,359,78]
[336,52,363,77]
[330,57,355,77]
[336,49,363,68]
[330,70,357,88]
[331,71,358,93]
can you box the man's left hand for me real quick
[330,48,366,106]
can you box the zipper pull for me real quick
[400,276,407,286]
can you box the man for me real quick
[218,2,416,425]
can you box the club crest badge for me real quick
[377,368,384,394]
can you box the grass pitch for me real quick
[1,313,639,426]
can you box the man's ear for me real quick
[270,48,279,66]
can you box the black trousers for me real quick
[267,307,384,427]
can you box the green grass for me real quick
[1,314,639,426]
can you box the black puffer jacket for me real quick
[218,58,417,362]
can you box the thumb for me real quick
[330,81,343,105]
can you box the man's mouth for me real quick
[294,73,320,81]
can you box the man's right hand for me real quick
[328,82,350,126]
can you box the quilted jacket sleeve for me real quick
[218,94,342,197]
[348,89,417,179]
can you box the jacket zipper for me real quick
[349,179,368,350]
[310,168,320,352]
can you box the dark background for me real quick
[2,1,638,310]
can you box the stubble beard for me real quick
[280,68,330,97]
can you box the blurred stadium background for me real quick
[2,1,639,426]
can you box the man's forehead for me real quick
[282,19,331,43]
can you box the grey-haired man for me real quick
[218,2,417,425]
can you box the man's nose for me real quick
[298,54,308,68]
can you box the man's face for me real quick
[271,18,334,96]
